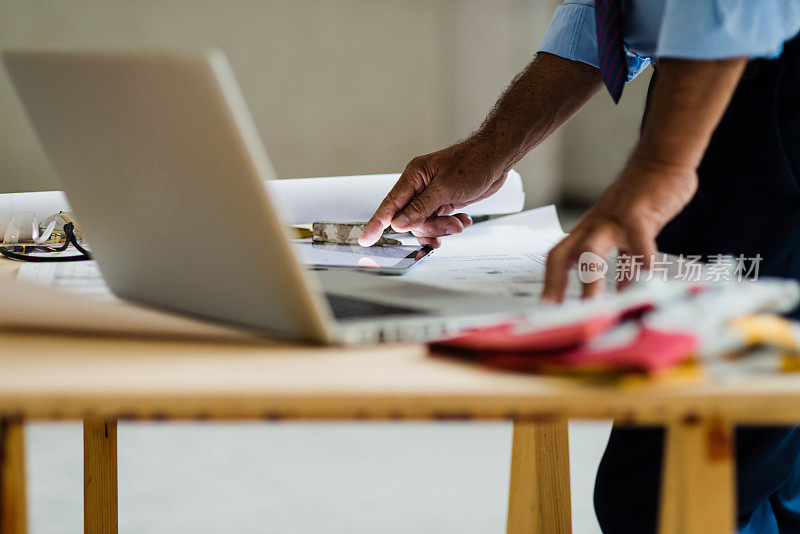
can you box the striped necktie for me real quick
[595,0,627,103]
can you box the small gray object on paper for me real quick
[311,222,401,246]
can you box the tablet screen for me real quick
[292,242,431,272]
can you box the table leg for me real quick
[0,417,27,534]
[84,419,118,534]
[657,418,735,534]
[506,418,571,534]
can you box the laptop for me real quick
[2,49,526,344]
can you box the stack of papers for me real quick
[15,205,570,305]
[8,205,568,340]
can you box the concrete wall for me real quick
[0,1,649,208]
[561,68,652,203]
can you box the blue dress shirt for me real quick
[539,0,800,82]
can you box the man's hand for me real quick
[542,157,698,301]
[542,57,747,302]
[359,52,603,248]
[357,141,505,248]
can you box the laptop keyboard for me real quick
[324,293,425,320]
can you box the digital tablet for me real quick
[292,242,432,274]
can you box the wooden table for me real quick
[1,260,797,534]
[4,331,800,534]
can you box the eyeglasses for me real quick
[1,211,92,262]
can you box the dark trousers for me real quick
[594,37,800,533]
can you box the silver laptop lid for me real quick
[3,49,334,343]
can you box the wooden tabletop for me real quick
[0,327,797,424]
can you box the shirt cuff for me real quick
[624,52,651,82]
[538,2,650,83]
[538,3,600,69]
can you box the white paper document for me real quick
[403,205,569,303]
[17,261,111,299]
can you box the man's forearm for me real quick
[621,57,747,226]
[359,52,601,247]
[637,58,747,170]
[471,52,603,173]
[541,56,748,300]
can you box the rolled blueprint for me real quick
[0,190,71,238]
[267,170,525,224]
[0,170,525,234]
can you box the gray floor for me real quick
[27,421,611,533]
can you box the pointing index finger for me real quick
[358,168,423,246]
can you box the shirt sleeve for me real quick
[538,1,599,68]
[655,0,800,59]
[538,0,650,82]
